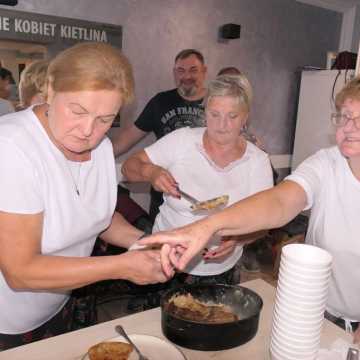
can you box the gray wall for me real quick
[0,0,341,155]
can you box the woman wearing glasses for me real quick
[141,76,360,343]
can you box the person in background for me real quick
[122,74,273,290]
[0,42,168,351]
[18,60,49,109]
[0,67,15,116]
[111,49,207,222]
[141,76,360,344]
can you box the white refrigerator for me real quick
[291,69,354,171]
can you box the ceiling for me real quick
[295,0,359,12]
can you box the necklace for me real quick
[66,160,82,196]
[44,107,83,195]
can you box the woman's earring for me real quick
[45,104,50,117]
[241,124,248,134]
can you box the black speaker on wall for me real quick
[219,23,241,40]
[0,0,17,5]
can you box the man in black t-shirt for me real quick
[113,49,207,222]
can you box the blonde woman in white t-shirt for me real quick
[0,42,168,351]
[140,76,360,344]
[18,59,49,109]
[122,74,273,288]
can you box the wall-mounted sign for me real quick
[0,8,122,49]
[0,8,123,125]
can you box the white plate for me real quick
[83,334,186,360]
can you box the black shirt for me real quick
[135,88,204,139]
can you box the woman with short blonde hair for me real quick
[122,73,273,291]
[19,60,49,108]
[205,73,253,111]
[0,42,166,350]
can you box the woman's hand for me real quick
[139,219,215,276]
[203,237,237,260]
[148,165,179,198]
[353,325,360,344]
[121,150,179,198]
[119,249,170,285]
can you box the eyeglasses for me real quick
[331,113,360,130]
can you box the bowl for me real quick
[282,244,332,269]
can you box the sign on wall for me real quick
[0,8,123,125]
[0,8,122,49]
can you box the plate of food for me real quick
[83,334,186,360]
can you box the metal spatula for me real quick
[177,187,229,212]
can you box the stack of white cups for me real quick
[270,243,333,360]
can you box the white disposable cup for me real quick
[276,285,328,303]
[272,320,322,341]
[279,265,331,284]
[269,337,320,360]
[281,257,332,275]
[270,346,316,360]
[273,309,324,329]
[277,280,329,297]
[277,277,329,298]
[282,244,332,269]
[270,344,318,360]
[271,325,321,347]
[271,335,319,354]
[270,337,320,356]
[274,302,324,321]
[273,311,323,331]
[273,316,323,336]
[278,276,330,293]
[271,338,318,358]
[273,297,325,316]
[275,289,328,309]
[273,302,324,323]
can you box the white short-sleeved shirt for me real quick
[146,127,273,276]
[0,107,117,334]
[286,146,360,321]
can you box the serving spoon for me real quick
[115,325,149,360]
[177,187,229,212]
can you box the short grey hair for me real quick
[204,74,253,113]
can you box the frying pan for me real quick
[161,284,263,351]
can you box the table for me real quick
[0,279,351,359]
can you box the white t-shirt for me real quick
[0,107,117,334]
[146,127,273,276]
[286,146,360,321]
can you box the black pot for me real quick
[161,284,263,351]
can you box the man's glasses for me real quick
[331,113,360,130]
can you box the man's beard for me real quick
[178,82,197,97]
